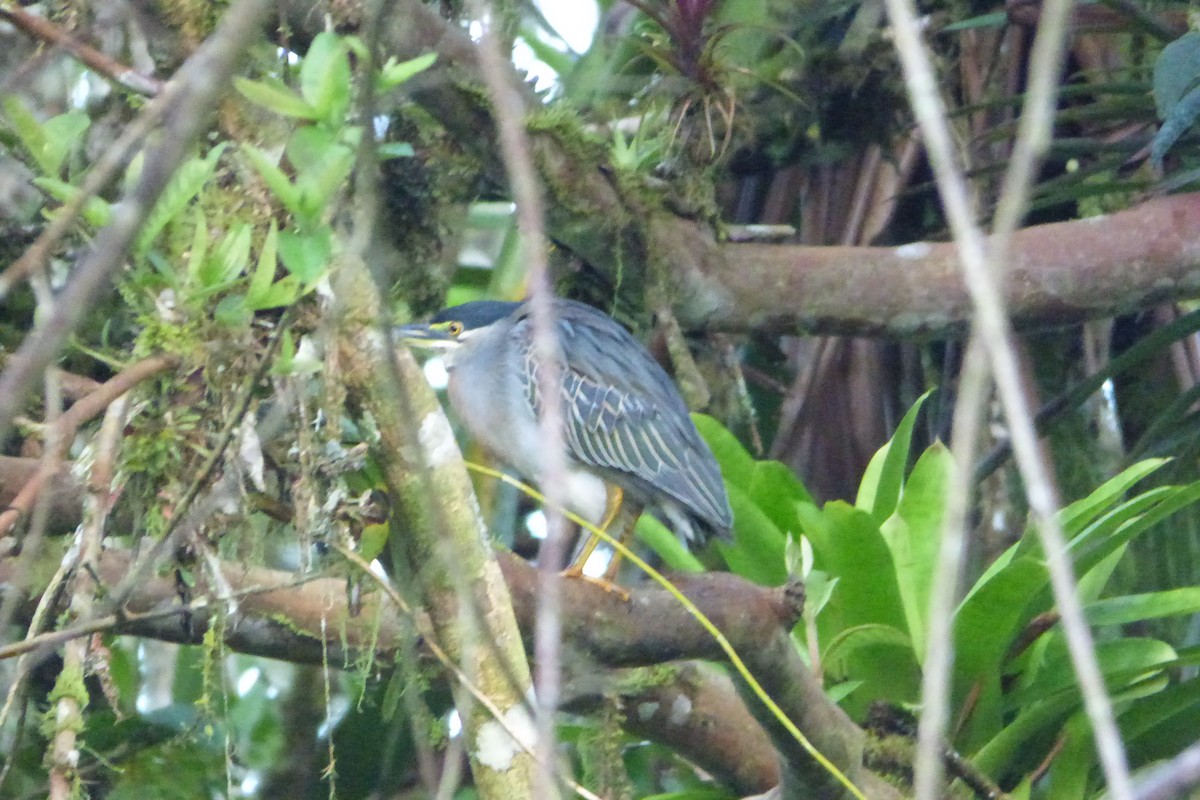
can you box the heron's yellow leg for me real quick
[601,517,637,582]
[561,484,623,578]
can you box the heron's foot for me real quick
[560,566,631,601]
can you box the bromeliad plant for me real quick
[651,395,1200,798]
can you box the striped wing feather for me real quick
[517,302,731,531]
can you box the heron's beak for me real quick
[394,323,458,351]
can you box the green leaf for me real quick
[693,414,756,492]
[292,140,355,221]
[940,11,1008,32]
[359,523,390,562]
[879,441,952,661]
[233,76,318,119]
[184,206,208,286]
[213,293,250,327]
[716,483,786,585]
[1005,637,1175,711]
[242,143,302,218]
[199,222,252,289]
[2,97,89,176]
[822,623,911,667]
[1059,458,1168,535]
[801,500,918,710]
[245,220,279,309]
[1042,713,1094,800]
[377,141,415,159]
[855,389,932,523]
[377,52,437,91]
[38,111,90,176]
[300,32,352,127]
[136,143,227,258]
[277,228,331,283]
[1122,676,1200,765]
[32,177,112,227]
[1086,587,1200,626]
[952,556,1047,751]
[637,515,705,572]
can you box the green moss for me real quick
[43,662,89,735]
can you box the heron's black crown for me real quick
[430,301,521,332]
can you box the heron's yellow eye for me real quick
[447,321,464,336]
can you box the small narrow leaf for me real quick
[245,221,279,309]
[377,52,437,91]
[233,76,318,119]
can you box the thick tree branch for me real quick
[274,0,1200,338]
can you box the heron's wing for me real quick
[517,304,731,531]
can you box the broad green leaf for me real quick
[358,523,390,563]
[247,274,303,310]
[693,414,756,492]
[285,124,337,167]
[855,389,931,523]
[636,515,704,573]
[242,143,302,217]
[32,177,112,227]
[972,684,1079,774]
[38,111,90,176]
[2,98,89,176]
[822,623,911,666]
[3,95,46,169]
[1086,587,1200,626]
[716,483,786,585]
[277,228,331,283]
[300,32,352,127]
[293,140,355,222]
[801,500,907,633]
[1043,713,1095,800]
[233,76,317,119]
[213,293,250,327]
[1121,676,1200,764]
[800,500,917,710]
[879,441,952,661]
[377,52,437,91]
[952,556,1046,750]
[746,459,813,551]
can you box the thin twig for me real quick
[472,7,568,800]
[0,6,163,96]
[882,0,1135,796]
[0,355,176,537]
[914,335,989,800]
[48,393,128,799]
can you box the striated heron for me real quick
[396,298,733,580]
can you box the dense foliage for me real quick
[2,1,1200,799]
